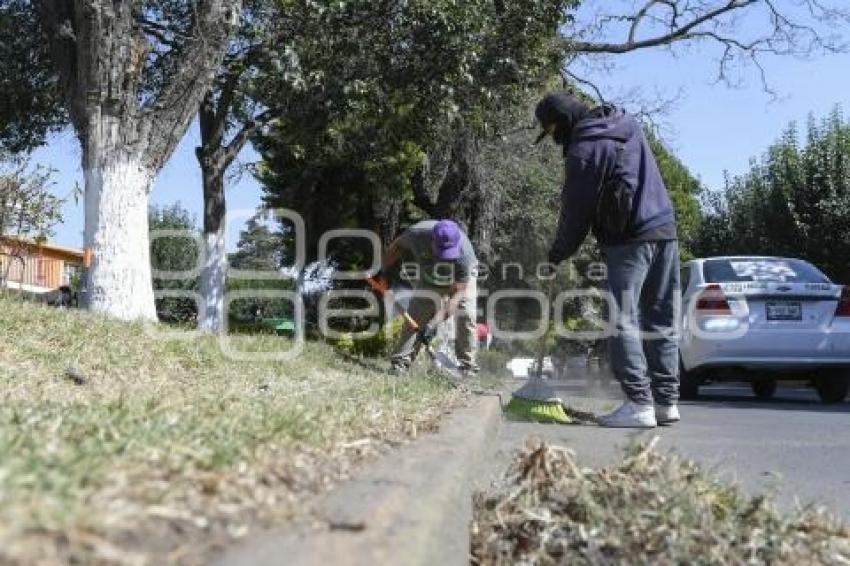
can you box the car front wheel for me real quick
[751,379,777,400]
[814,371,850,404]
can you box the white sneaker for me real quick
[655,404,680,425]
[598,401,657,428]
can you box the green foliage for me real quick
[254,2,701,291]
[228,216,291,272]
[149,204,199,273]
[225,277,296,322]
[693,107,850,282]
[226,214,296,322]
[149,206,299,324]
[333,317,404,359]
[0,159,62,244]
[149,204,200,323]
[487,104,567,289]
[255,0,578,257]
[0,0,65,153]
[477,349,511,377]
[647,132,703,259]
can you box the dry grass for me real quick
[472,439,850,565]
[0,294,465,564]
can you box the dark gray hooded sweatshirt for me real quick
[546,103,678,263]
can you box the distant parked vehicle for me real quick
[506,357,554,379]
[679,256,850,403]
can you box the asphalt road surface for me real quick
[495,377,850,520]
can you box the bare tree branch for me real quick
[628,0,664,44]
[137,16,186,47]
[565,1,761,55]
[560,68,607,103]
[564,0,850,97]
[142,0,242,172]
[221,108,271,165]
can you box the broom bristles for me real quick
[504,396,573,424]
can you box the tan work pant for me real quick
[390,279,478,371]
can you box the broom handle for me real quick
[366,276,420,331]
[535,279,556,377]
[401,311,420,331]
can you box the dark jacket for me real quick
[549,106,677,263]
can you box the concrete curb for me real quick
[215,391,505,566]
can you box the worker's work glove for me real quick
[369,272,391,295]
[417,323,438,345]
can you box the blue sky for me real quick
[583,46,850,189]
[32,123,265,250]
[33,34,850,250]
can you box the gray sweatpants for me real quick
[604,240,680,406]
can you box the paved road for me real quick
[220,382,849,565]
[494,377,850,519]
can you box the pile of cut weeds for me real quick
[472,438,850,564]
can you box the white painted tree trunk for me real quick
[199,226,228,333]
[83,158,158,321]
[37,0,242,323]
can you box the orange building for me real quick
[0,237,84,294]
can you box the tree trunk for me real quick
[36,0,241,322]
[372,192,404,247]
[413,131,496,263]
[82,138,156,320]
[195,87,265,334]
[199,164,227,333]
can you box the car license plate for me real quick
[766,301,802,321]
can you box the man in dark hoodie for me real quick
[536,91,680,429]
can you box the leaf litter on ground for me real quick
[472,437,850,565]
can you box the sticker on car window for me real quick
[730,261,796,282]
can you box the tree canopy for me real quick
[693,107,850,283]
[0,0,65,153]
[254,0,577,262]
[0,159,63,245]
[647,132,703,258]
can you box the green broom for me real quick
[504,280,572,424]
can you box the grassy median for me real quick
[473,439,850,565]
[0,294,465,564]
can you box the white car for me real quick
[506,357,554,379]
[679,256,850,403]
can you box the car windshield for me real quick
[703,258,830,284]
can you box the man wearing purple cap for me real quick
[379,219,479,375]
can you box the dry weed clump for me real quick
[472,438,850,565]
